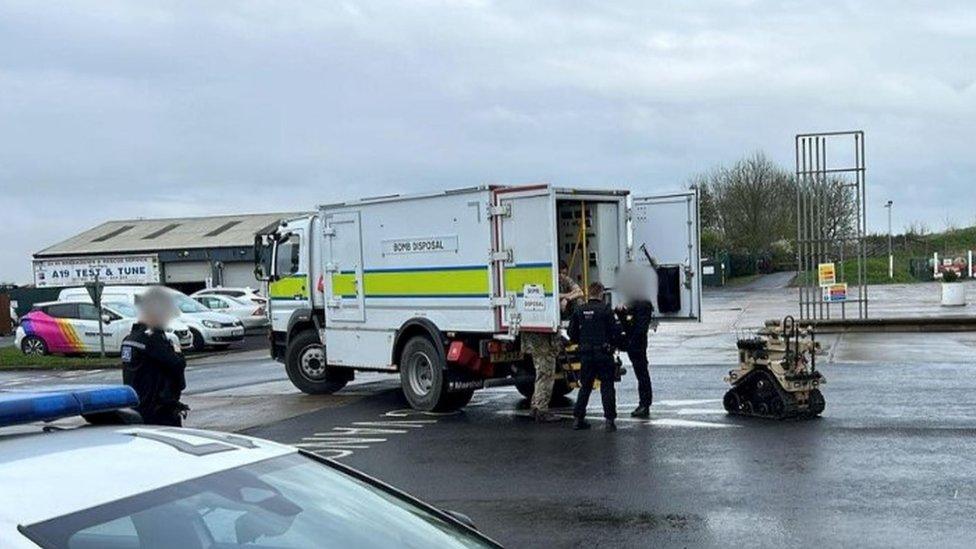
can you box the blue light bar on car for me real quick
[0,385,139,427]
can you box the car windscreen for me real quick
[173,294,208,313]
[225,296,253,307]
[103,302,137,318]
[20,452,497,549]
[216,290,246,297]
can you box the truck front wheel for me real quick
[399,335,453,411]
[285,330,349,394]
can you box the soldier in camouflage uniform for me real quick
[524,332,560,421]
[557,261,584,316]
[525,262,584,422]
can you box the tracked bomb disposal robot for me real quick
[723,316,825,419]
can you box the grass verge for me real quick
[795,256,918,286]
[0,346,118,371]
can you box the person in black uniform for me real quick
[568,282,625,432]
[616,299,655,418]
[121,287,188,426]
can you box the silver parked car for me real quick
[193,294,270,329]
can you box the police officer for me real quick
[568,281,625,432]
[121,287,188,426]
[617,299,655,418]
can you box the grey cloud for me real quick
[2,0,975,281]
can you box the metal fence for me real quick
[795,131,868,320]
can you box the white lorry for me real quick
[255,184,701,411]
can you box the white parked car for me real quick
[192,286,268,306]
[103,301,195,350]
[0,385,500,548]
[58,286,245,352]
[193,294,269,329]
[14,301,192,356]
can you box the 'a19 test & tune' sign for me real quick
[33,255,161,288]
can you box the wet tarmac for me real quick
[248,360,976,548]
[4,280,975,546]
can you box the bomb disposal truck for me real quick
[255,184,700,411]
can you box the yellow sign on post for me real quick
[818,263,836,286]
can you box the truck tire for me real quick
[439,389,475,411]
[399,335,450,411]
[515,378,573,402]
[285,330,348,395]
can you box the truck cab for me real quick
[256,215,349,391]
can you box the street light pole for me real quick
[884,200,893,279]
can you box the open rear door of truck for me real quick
[632,190,702,321]
[491,185,560,333]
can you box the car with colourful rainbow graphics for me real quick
[14,301,192,356]
[59,286,245,352]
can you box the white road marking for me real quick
[675,408,727,415]
[296,387,734,459]
[493,409,737,428]
[654,399,723,407]
[297,418,439,459]
[642,418,737,428]
[466,393,511,407]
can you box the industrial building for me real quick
[32,212,305,294]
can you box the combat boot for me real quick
[532,409,562,423]
[573,417,591,430]
[605,419,617,432]
[630,405,649,419]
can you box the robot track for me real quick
[723,368,824,420]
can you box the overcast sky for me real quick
[1,1,974,283]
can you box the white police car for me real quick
[0,386,501,548]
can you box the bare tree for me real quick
[799,175,859,243]
[689,173,720,232]
[696,152,795,256]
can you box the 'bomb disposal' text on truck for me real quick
[255,185,701,411]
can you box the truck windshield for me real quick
[21,452,498,549]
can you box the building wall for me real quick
[220,262,260,289]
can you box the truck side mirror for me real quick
[253,234,277,282]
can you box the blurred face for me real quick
[138,288,178,328]
[618,262,651,302]
[559,266,569,277]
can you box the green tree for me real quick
[693,152,796,256]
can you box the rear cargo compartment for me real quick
[555,197,625,301]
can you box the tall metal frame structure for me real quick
[795,131,868,320]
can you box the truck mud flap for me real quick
[444,370,485,393]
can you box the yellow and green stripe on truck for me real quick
[326,263,554,299]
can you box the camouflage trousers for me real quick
[523,332,560,411]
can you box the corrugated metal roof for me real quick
[35,212,310,257]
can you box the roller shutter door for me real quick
[163,261,210,284]
[220,262,260,289]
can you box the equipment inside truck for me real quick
[555,198,623,301]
